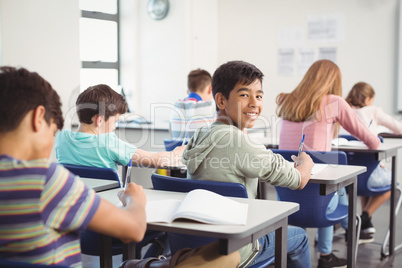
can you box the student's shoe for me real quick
[318,253,347,268]
[361,217,376,234]
[344,230,374,244]
[360,211,376,234]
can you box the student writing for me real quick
[344,81,395,235]
[276,60,381,268]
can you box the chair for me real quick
[271,149,351,228]
[271,149,361,261]
[0,259,69,268]
[163,139,187,151]
[339,135,402,257]
[62,163,122,187]
[151,173,274,268]
[63,164,167,259]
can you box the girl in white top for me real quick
[345,82,402,135]
[345,82,398,234]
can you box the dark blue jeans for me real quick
[248,226,311,268]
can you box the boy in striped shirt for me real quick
[0,66,147,267]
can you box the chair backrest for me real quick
[0,259,68,268]
[62,164,122,187]
[163,139,187,151]
[338,135,390,196]
[270,149,348,228]
[151,173,248,198]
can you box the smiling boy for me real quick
[182,61,314,267]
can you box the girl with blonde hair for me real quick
[276,60,380,268]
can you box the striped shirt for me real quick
[0,155,100,267]
[170,93,217,139]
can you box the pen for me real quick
[125,159,132,189]
[182,133,189,146]
[298,134,305,157]
[368,119,373,129]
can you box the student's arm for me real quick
[375,106,402,135]
[87,183,147,243]
[292,152,314,190]
[131,145,185,168]
[331,96,380,149]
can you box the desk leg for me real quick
[347,180,357,268]
[99,234,113,268]
[123,243,136,262]
[389,156,396,256]
[275,218,287,268]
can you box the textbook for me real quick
[146,189,248,225]
[331,137,367,148]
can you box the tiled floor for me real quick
[82,185,402,268]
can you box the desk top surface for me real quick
[80,178,120,192]
[332,142,402,154]
[98,188,299,239]
[309,165,365,184]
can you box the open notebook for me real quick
[146,189,248,225]
[291,162,328,175]
[331,137,366,148]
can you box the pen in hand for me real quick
[124,159,132,189]
[368,119,373,129]
[298,134,305,157]
[182,133,189,146]
[295,134,305,167]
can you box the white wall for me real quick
[0,0,80,127]
[1,0,398,122]
[120,0,218,121]
[216,0,398,126]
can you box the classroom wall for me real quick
[0,0,80,128]
[0,0,398,122]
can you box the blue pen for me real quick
[298,134,305,157]
[125,159,132,189]
[368,119,373,129]
[182,133,189,146]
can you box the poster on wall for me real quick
[298,49,316,76]
[318,47,337,64]
[278,49,296,76]
[307,13,345,43]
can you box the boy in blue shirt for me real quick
[56,84,184,170]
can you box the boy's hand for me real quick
[291,152,313,168]
[118,182,147,207]
[292,152,314,189]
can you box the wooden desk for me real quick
[80,178,120,192]
[98,188,299,268]
[333,143,402,264]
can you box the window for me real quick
[79,0,120,91]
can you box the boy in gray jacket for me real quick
[182,60,314,267]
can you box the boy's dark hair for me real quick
[188,69,211,93]
[0,66,64,132]
[76,84,128,124]
[212,61,264,111]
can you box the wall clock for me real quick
[147,0,169,20]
